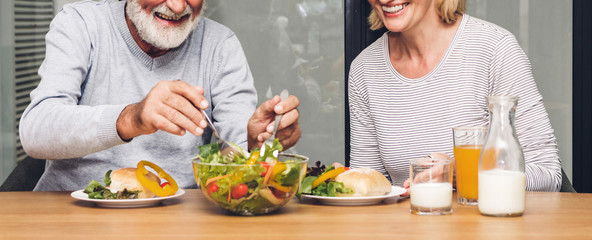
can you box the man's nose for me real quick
[166,0,187,14]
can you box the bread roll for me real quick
[335,168,392,197]
[109,168,161,199]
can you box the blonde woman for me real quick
[348,0,561,192]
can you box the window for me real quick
[206,0,346,167]
[468,0,573,184]
[0,0,54,183]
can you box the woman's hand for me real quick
[402,178,411,197]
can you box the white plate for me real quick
[300,186,407,206]
[71,189,185,208]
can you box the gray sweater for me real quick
[19,0,257,191]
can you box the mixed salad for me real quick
[83,160,178,199]
[195,139,307,215]
[84,170,140,199]
[298,161,354,197]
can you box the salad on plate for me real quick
[298,161,394,198]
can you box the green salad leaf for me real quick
[310,181,352,197]
[276,166,300,186]
[84,180,106,194]
[199,143,220,159]
[297,176,317,196]
[103,170,112,187]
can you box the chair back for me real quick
[0,157,45,191]
[560,168,576,193]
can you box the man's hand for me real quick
[247,94,301,151]
[116,80,209,141]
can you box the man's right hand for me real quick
[116,80,209,141]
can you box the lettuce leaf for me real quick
[103,170,112,187]
[276,165,300,186]
[199,143,220,159]
[297,176,317,196]
[310,181,352,197]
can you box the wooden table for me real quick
[0,190,590,239]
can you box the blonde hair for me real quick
[368,0,466,30]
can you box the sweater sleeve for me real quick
[490,35,562,192]
[348,65,390,179]
[19,6,127,160]
[208,33,257,150]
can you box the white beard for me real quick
[126,0,202,50]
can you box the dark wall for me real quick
[573,0,592,193]
[344,1,385,166]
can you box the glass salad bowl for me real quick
[193,153,308,215]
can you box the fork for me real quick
[200,109,240,159]
[262,89,289,153]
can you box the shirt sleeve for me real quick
[490,35,562,191]
[19,6,127,160]
[348,68,390,179]
[208,33,257,150]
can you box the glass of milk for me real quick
[409,157,454,215]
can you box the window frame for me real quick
[572,0,591,193]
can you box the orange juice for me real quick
[453,145,481,204]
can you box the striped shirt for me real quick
[348,14,561,192]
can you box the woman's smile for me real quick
[382,2,409,16]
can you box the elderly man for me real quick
[19,0,301,191]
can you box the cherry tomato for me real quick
[160,182,170,188]
[207,182,219,195]
[344,167,350,171]
[260,162,271,176]
[231,184,248,199]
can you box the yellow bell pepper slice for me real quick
[246,151,260,165]
[268,180,293,193]
[136,160,179,197]
[312,167,345,189]
[269,162,287,181]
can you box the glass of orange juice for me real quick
[452,127,488,205]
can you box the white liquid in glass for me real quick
[478,169,526,215]
[410,182,453,208]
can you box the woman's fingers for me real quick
[401,178,411,197]
[413,164,445,183]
